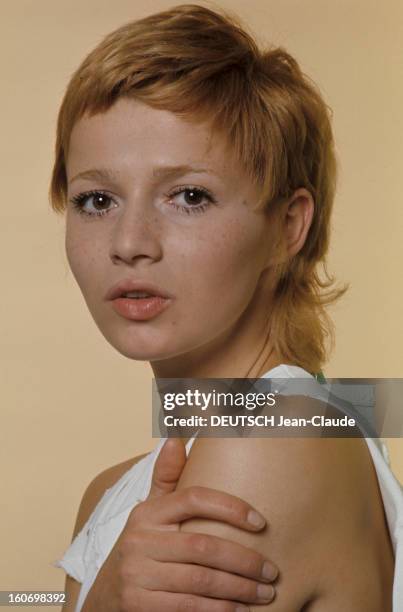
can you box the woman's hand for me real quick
[81,439,278,611]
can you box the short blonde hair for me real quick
[49,3,348,374]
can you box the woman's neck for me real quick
[151,286,283,379]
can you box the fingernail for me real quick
[262,561,278,581]
[247,509,266,528]
[257,584,275,602]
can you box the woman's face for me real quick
[65,97,281,370]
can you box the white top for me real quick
[53,365,403,611]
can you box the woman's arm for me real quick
[77,440,280,611]
[176,433,393,611]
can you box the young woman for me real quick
[51,4,402,610]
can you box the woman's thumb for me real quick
[147,438,187,499]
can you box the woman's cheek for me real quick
[65,217,89,277]
[65,234,100,304]
[65,234,83,286]
[187,240,257,322]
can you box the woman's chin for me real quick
[97,326,173,361]
[114,345,167,361]
[107,339,169,361]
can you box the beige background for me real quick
[1,0,402,599]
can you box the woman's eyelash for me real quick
[166,186,216,214]
[69,190,116,218]
[69,186,217,218]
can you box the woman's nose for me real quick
[109,199,162,265]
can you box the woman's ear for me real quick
[261,188,314,270]
[283,187,315,259]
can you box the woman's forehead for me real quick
[67,98,244,184]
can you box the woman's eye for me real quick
[69,191,116,217]
[167,187,216,214]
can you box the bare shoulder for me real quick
[61,450,150,611]
[177,434,394,611]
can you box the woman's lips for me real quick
[110,296,172,321]
[105,279,173,301]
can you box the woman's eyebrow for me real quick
[68,164,220,185]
